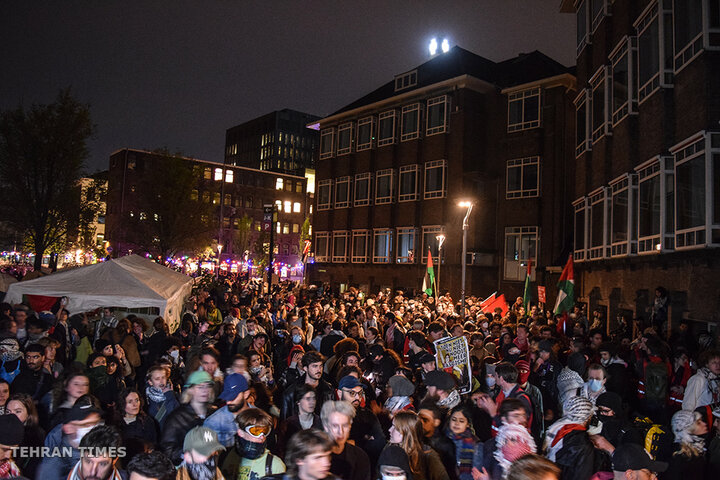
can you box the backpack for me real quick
[643,361,668,401]
[632,417,673,460]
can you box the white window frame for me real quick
[320,128,335,160]
[610,36,638,125]
[317,179,332,211]
[424,159,447,199]
[577,0,592,55]
[337,122,354,156]
[394,70,418,92]
[401,103,422,141]
[590,66,612,143]
[356,116,375,151]
[396,227,416,263]
[673,0,709,73]
[398,164,419,202]
[214,168,223,181]
[426,95,448,135]
[575,89,592,157]
[609,174,639,257]
[334,176,351,209]
[332,231,349,263]
[225,169,234,183]
[591,0,610,33]
[670,131,720,250]
[573,197,589,262]
[503,226,539,282]
[507,87,541,132]
[421,226,446,264]
[588,187,609,260]
[373,228,393,264]
[635,155,676,254]
[378,110,397,147]
[351,230,369,263]
[315,232,330,262]
[354,173,372,207]
[635,0,674,104]
[375,168,395,205]
[506,156,541,199]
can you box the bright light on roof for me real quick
[429,38,438,56]
[441,38,450,53]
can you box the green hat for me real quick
[184,369,213,388]
[183,426,225,456]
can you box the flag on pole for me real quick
[422,249,435,295]
[522,258,533,312]
[553,256,575,335]
[480,292,497,311]
[486,294,509,317]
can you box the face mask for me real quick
[235,436,267,459]
[482,323,489,329]
[186,456,217,480]
[600,358,610,367]
[250,366,263,376]
[248,329,256,336]
[588,379,603,392]
[382,475,406,480]
[485,376,496,388]
[501,440,532,461]
[170,350,180,360]
[292,334,302,344]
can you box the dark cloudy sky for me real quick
[1,1,575,172]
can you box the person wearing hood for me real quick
[221,407,285,480]
[386,374,416,414]
[556,352,587,415]
[377,444,414,480]
[543,396,611,480]
[682,349,720,412]
[664,409,709,479]
[594,391,638,449]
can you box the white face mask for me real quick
[485,376,496,387]
[382,475,406,480]
[170,350,180,360]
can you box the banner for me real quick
[434,336,472,394]
[538,286,546,304]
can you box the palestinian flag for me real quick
[522,258,533,312]
[422,249,435,295]
[553,256,575,334]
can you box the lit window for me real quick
[636,156,675,253]
[610,36,638,125]
[426,96,447,135]
[352,230,369,263]
[373,229,393,263]
[401,103,421,141]
[354,173,372,206]
[575,89,591,157]
[635,1,673,103]
[422,226,445,263]
[357,117,375,151]
[213,192,220,205]
[334,176,350,209]
[504,227,539,281]
[292,223,299,233]
[224,194,232,206]
[375,169,395,204]
[315,233,329,262]
[337,123,353,155]
[276,222,281,234]
[293,202,301,213]
[590,66,611,142]
[396,228,416,263]
[508,87,540,132]
[317,180,332,210]
[204,168,212,180]
[506,157,540,199]
[214,168,223,181]
[276,178,284,190]
[225,170,233,183]
[283,223,290,234]
[332,231,349,263]
[398,165,419,202]
[424,160,447,199]
[378,110,397,146]
[320,128,334,159]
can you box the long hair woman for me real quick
[388,410,449,480]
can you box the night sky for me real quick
[1,1,575,173]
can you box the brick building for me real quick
[106,148,311,273]
[561,0,720,328]
[307,46,577,302]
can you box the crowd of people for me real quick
[0,277,718,480]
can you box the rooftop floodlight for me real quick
[441,38,450,53]
[429,38,438,56]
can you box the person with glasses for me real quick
[610,443,667,480]
[336,375,387,467]
[221,407,285,480]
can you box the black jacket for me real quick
[12,365,53,400]
[160,404,214,464]
[280,376,334,420]
[553,430,606,480]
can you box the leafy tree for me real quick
[299,217,311,252]
[121,149,216,261]
[232,214,253,256]
[0,89,95,270]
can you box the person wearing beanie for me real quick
[665,409,708,480]
[595,391,638,449]
[386,374,416,413]
[377,444,413,480]
[543,396,612,480]
[425,370,461,410]
[0,414,25,478]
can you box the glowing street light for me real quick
[436,234,446,307]
[458,201,474,315]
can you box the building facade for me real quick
[224,109,320,175]
[106,148,311,274]
[308,46,577,302]
[561,0,720,328]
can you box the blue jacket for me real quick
[36,425,81,480]
[204,405,237,447]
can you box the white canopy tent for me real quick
[4,255,193,330]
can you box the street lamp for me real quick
[216,244,223,278]
[458,201,474,316]
[435,234,446,308]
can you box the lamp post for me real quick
[216,244,223,278]
[458,201,474,316]
[435,234,446,308]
